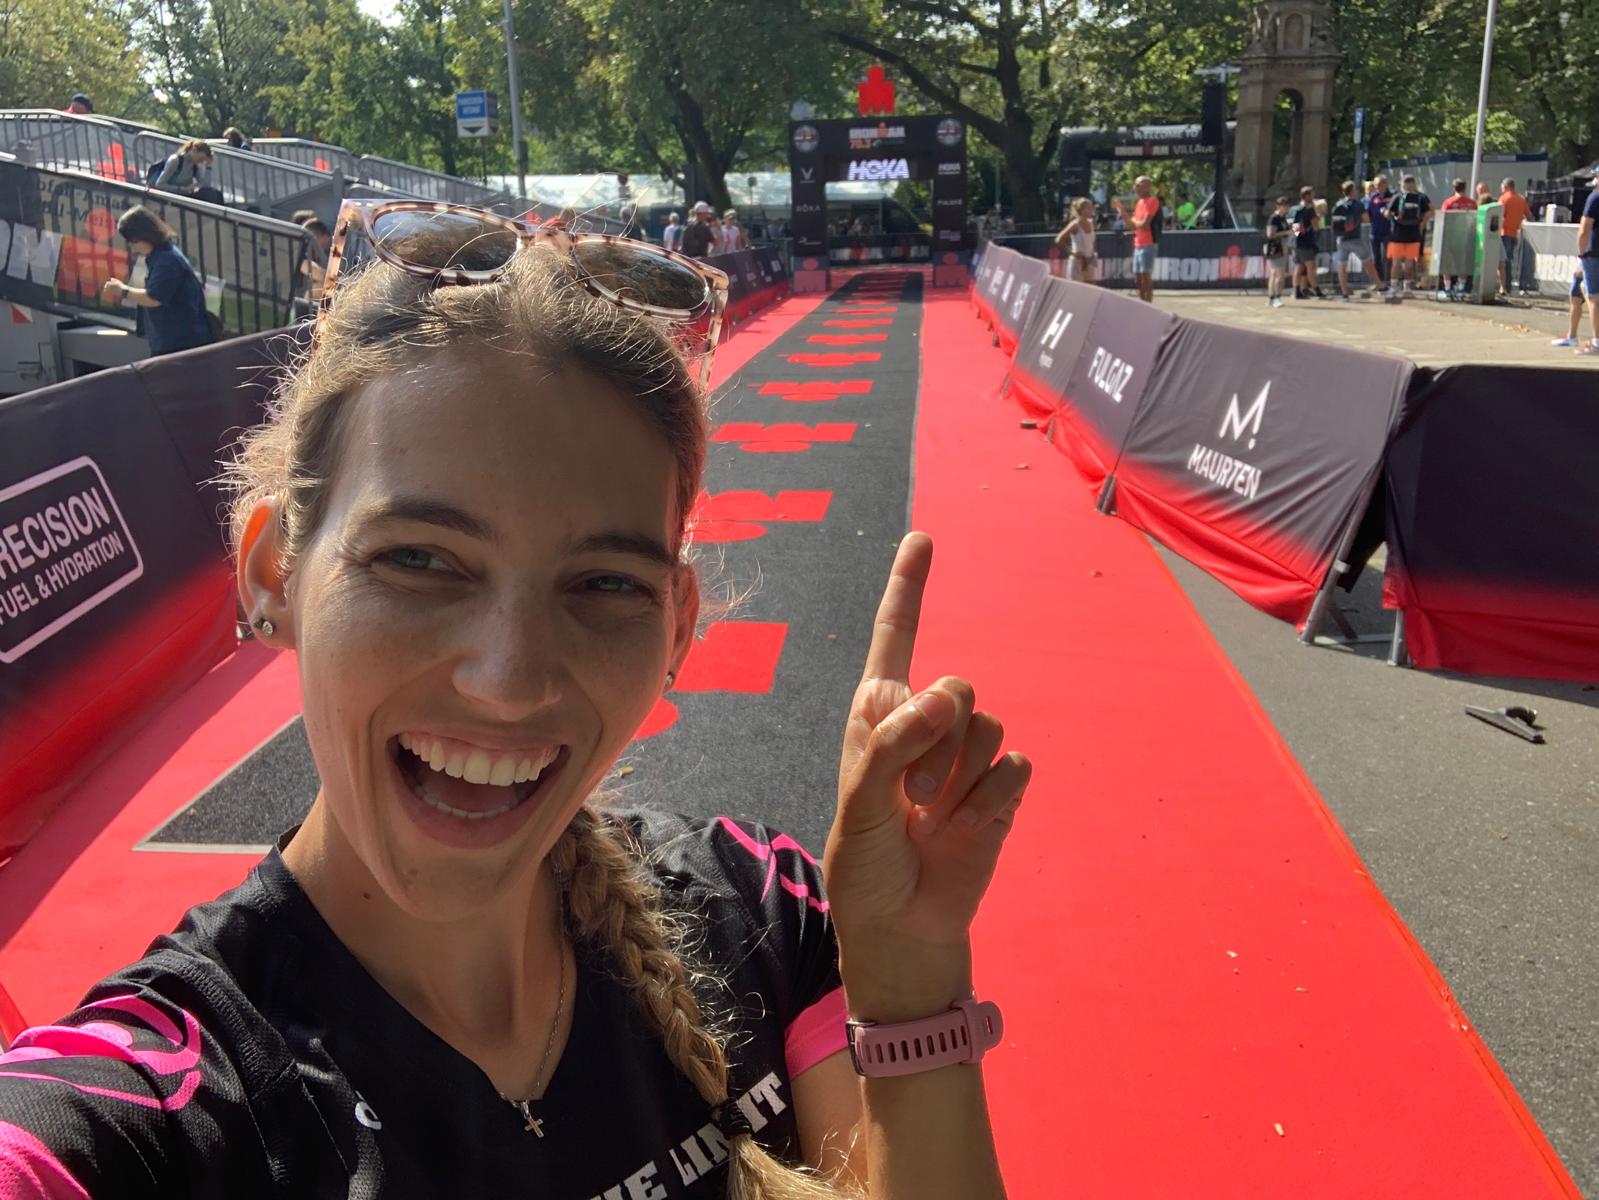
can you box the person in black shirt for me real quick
[1383,174,1432,296]
[680,201,718,259]
[1288,185,1324,300]
[1262,195,1291,307]
[3,211,1031,1199]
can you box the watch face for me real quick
[936,118,964,147]
[792,124,819,154]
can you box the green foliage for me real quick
[0,0,151,117]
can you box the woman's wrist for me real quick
[840,940,974,1023]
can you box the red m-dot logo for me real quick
[757,380,873,403]
[688,489,833,543]
[712,423,857,453]
[787,352,882,366]
[808,333,887,345]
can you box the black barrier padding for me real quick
[131,329,301,547]
[1008,276,1102,419]
[990,254,1049,347]
[152,273,926,852]
[1384,365,1599,680]
[1112,317,1410,624]
[1055,288,1177,483]
[988,228,1334,291]
[0,362,238,850]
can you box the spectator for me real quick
[1573,175,1599,355]
[1384,174,1432,295]
[222,127,253,152]
[1365,173,1394,288]
[1497,177,1532,296]
[1329,180,1377,301]
[1288,184,1324,299]
[661,211,683,254]
[99,206,216,356]
[1475,181,1493,207]
[289,209,319,227]
[154,139,224,205]
[65,93,93,115]
[299,217,332,303]
[1054,197,1099,284]
[679,201,716,258]
[1262,194,1291,307]
[1550,267,1586,348]
[720,209,749,252]
[1112,175,1161,303]
[1176,194,1197,228]
[1439,178,1477,296]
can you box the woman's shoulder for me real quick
[614,808,826,911]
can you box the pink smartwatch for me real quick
[846,995,1004,1077]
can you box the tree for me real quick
[131,0,301,135]
[824,0,1074,225]
[0,0,151,118]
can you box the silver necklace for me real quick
[499,922,569,1138]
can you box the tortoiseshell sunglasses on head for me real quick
[317,200,730,386]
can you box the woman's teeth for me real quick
[397,733,558,787]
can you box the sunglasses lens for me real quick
[369,209,518,273]
[571,240,708,316]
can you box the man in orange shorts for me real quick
[1383,174,1432,295]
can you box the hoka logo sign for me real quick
[1219,381,1270,452]
[847,158,910,182]
[1036,308,1072,369]
[1009,282,1031,321]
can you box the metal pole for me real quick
[1468,0,1498,199]
[501,0,527,201]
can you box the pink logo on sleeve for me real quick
[0,995,204,1112]
[716,817,829,913]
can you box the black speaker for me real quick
[1201,82,1226,147]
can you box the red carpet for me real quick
[912,285,1577,1197]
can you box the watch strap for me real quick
[846,995,1003,1078]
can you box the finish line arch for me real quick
[787,115,970,292]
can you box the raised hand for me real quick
[823,533,1031,1019]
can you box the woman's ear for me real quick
[668,564,701,680]
[238,502,293,646]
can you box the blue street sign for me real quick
[1353,106,1365,148]
[456,91,498,138]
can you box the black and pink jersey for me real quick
[0,810,845,1198]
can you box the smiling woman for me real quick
[0,216,1029,1200]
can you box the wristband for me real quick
[846,995,1003,1078]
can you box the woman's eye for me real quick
[378,546,450,573]
[586,574,652,598]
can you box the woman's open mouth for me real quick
[391,733,570,824]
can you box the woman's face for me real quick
[272,348,697,918]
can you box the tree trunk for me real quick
[667,77,733,212]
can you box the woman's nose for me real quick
[450,597,564,721]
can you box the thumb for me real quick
[838,689,957,832]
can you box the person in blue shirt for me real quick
[99,206,218,356]
[1574,177,1599,355]
[1365,173,1393,289]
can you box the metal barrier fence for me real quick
[251,137,361,181]
[357,155,513,209]
[0,158,314,335]
[0,110,141,183]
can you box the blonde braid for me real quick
[550,807,862,1200]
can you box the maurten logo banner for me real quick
[0,456,144,662]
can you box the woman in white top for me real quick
[1053,197,1098,283]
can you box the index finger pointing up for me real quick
[861,532,933,685]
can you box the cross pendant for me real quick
[515,1101,544,1137]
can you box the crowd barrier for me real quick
[0,158,314,337]
[988,230,1289,290]
[0,249,789,858]
[974,244,1599,682]
[0,332,286,858]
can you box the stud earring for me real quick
[665,671,676,690]
[254,617,275,638]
